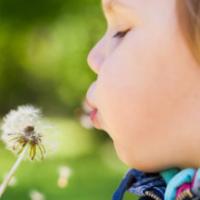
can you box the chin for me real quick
[113,142,138,169]
[114,144,166,173]
[124,160,164,173]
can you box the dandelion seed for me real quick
[57,166,72,188]
[79,101,93,129]
[30,190,45,200]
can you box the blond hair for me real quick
[176,0,200,63]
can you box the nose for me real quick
[87,38,106,75]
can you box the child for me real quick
[86,0,200,199]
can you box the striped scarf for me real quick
[112,168,200,200]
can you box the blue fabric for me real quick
[192,169,200,196]
[112,168,166,200]
[164,168,196,200]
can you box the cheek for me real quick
[97,69,167,143]
[96,68,182,170]
[96,35,176,141]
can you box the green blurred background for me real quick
[0,0,136,199]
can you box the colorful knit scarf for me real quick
[112,168,200,200]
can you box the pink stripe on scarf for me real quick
[176,170,197,198]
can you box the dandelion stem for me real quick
[0,145,29,198]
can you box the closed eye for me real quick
[113,28,131,38]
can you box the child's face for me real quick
[86,0,200,172]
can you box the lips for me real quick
[85,100,101,129]
[85,98,98,120]
[89,108,97,122]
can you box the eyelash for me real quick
[113,29,131,38]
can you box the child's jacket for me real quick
[112,168,200,200]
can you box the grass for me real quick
[0,117,138,200]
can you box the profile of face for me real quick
[86,0,200,172]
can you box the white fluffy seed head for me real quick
[1,105,43,156]
[2,105,41,134]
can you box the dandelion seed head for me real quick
[1,105,47,160]
[1,105,41,137]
